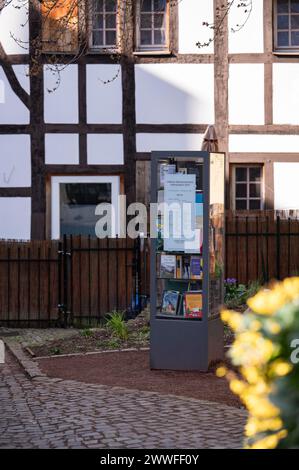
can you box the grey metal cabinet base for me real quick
[150,151,225,372]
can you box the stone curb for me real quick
[3,338,46,380]
[34,347,150,361]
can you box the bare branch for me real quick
[0,41,30,108]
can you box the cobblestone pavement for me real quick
[0,352,247,449]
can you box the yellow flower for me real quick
[265,320,281,335]
[250,430,287,449]
[230,379,246,395]
[281,277,299,301]
[247,277,299,315]
[241,366,261,384]
[250,434,279,449]
[230,331,274,366]
[216,366,227,378]
[247,288,287,315]
[221,310,244,331]
[270,360,293,377]
[245,417,283,437]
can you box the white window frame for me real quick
[51,175,120,239]
[231,165,264,211]
[274,0,299,52]
[88,0,120,52]
[135,0,169,52]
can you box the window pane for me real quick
[277,14,289,29]
[277,0,289,13]
[291,0,299,13]
[106,0,117,12]
[92,30,103,45]
[236,200,247,210]
[249,167,261,182]
[235,167,247,182]
[291,30,299,44]
[249,199,261,210]
[93,14,103,29]
[105,30,116,45]
[154,0,166,12]
[291,14,299,28]
[141,13,152,28]
[278,31,289,46]
[60,183,112,237]
[250,183,261,198]
[106,13,116,28]
[154,29,165,44]
[154,13,165,28]
[93,0,103,12]
[236,184,247,198]
[141,0,152,12]
[140,29,152,44]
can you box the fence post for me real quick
[276,215,281,280]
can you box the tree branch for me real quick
[0,41,30,109]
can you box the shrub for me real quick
[224,278,261,309]
[219,277,299,449]
[105,311,128,341]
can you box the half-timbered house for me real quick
[0,0,299,240]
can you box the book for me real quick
[183,291,203,319]
[161,290,181,315]
[160,254,176,278]
[182,255,191,279]
[176,255,182,278]
[190,256,203,279]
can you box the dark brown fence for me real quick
[225,211,299,285]
[0,236,144,327]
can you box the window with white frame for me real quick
[136,0,169,52]
[90,0,118,50]
[51,176,120,239]
[232,166,263,210]
[275,0,299,51]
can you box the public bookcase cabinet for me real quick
[150,151,225,371]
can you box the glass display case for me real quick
[150,151,225,371]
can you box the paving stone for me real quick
[0,351,247,449]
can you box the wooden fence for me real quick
[2,212,299,326]
[225,211,299,284]
[0,236,142,327]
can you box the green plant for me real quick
[80,328,93,338]
[51,347,61,355]
[105,311,128,341]
[224,279,262,308]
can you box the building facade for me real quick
[0,0,299,240]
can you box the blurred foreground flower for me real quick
[219,277,299,449]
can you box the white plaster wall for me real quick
[0,134,31,187]
[274,163,299,210]
[136,133,204,152]
[0,65,30,124]
[0,198,31,240]
[0,1,29,55]
[135,64,214,124]
[229,64,264,125]
[86,65,122,124]
[229,134,299,153]
[178,0,214,54]
[273,64,299,125]
[44,65,78,123]
[45,134,79,164]
[87,134,124,164]
[229,0,264,53]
